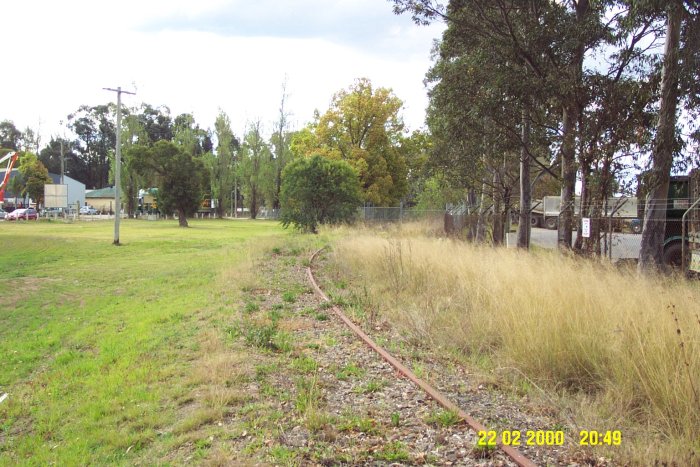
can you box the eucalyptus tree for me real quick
[206,110,239,217]
[636,0,700,271]
[393,0,609,248]
[239,121,270,219]
[67,104,117,188]
[131,140,205,227]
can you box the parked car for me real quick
[79,206,98,215]
[6,208,38,221]
[0,208,5,219]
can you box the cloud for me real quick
[136,0,441,59]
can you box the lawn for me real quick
[0,219,289,465]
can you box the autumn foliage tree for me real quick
[310,78,408,206]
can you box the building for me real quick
[86,186,117,213]
[0,169,85,209]
[48,173,86,210]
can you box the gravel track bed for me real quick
[233,248,607,466]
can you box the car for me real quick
[79,206,98,215]
[6,208,38,221]
[0,208,5,219]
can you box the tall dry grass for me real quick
[331,232,700,457]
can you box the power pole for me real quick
[104,86,135,245]
[59,120,65,185]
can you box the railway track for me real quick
[307,247,537,467]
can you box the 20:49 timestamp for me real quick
[579,430,622,446]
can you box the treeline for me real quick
[1,79,438,223]
[393,0,699,270]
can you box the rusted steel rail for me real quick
[307,247,537,467]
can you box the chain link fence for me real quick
[359,206,446,225]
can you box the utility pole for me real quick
[59,120,65,185]
[104,86,135,245]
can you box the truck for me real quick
[654,171,700,268]
[530,196,637,230]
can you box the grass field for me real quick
[0,219,292,465]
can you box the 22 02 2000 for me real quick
[478,430,565,446]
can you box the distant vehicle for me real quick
[0,208,5,219]
[79,206,98,215]
[6,208,38,221]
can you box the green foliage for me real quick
[238,121,271,219]
[280,155,362,233]
[17,152,52,204]
[131,141,205,226]
[302,78,409,206]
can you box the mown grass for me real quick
[329,228,700,464]
[0,219,289,465]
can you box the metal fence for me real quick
[358,206,446,224]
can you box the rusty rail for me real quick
[306,247,537,467]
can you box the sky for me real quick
[2,0,445,145]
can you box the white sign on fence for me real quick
[44,184,68,208]
[582,217,591,238]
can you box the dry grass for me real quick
[330,230,700,462]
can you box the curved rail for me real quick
[306,247,536,467]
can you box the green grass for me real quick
[0,219,290,464]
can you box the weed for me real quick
[314,312,330,321]
[282,291,297,303]
[337,415,379,434]
[244,302,260,313]
[390,412,400,428]
[335,362,366,380]
[244,322,278,351]
[353,379,386,394]
[271,247,282,255]
[295,375,321,414]
[425,409,461,427]
[268,445,298,465]
[376,440,410,462]
[291,356,319,374]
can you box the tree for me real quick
[0,120,22,150]
[280,155,362,233]
[205,110,238,217]
[268,81,293,210]
[18,153,52,206]
[67,104,117,189]
[638,1,694,271]
[311,78,408,206]
[239,121,270,219]
[131,141,205,227]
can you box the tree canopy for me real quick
[280,154,362,233]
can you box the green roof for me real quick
[86,187,116,198]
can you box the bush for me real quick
[280,155,362,233]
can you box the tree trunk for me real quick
[475,178,488,243]
[178,207,189,227]
[492,170,503,246]
[639,3,681,272]
[517,106,531,249]
[558,103,577,250]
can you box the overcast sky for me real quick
[3,0,445,145]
